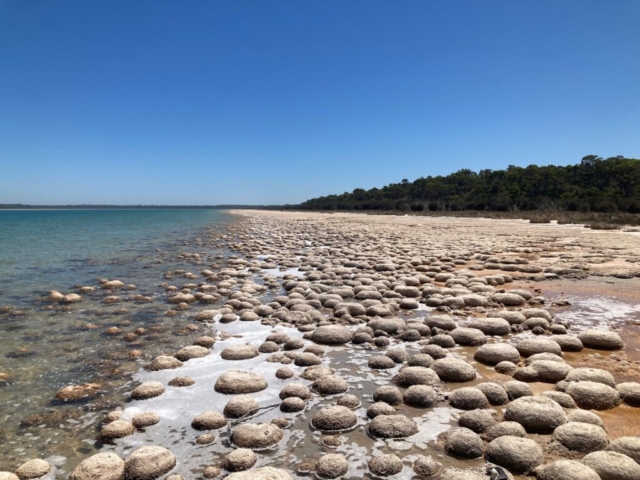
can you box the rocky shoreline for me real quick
[2,210,640,479]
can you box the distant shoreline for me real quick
[0,205,266,210]
[4,205,639,229]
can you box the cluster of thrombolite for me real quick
[4,214,640,480]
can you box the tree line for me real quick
[297,156,640,213]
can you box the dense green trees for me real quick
[299,156,640,213]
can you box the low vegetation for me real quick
[297,156,640,218]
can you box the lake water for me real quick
[0,209,227,288]
[0,209,230,471]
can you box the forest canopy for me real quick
[298,156,640,214]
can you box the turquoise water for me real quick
[0,209,226,290]
[0,209,230,471]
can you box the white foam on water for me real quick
[412,407,461,448]
[416,302,431,311]
[554,295,640,330]
[262,268,306,277]
[103,319,309,472]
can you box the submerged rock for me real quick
[55,383,102,402]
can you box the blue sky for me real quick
[1,1,638,205]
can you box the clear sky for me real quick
[1,1,638,205]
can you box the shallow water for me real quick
[0,209,230,471]
[105,310,480,480]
